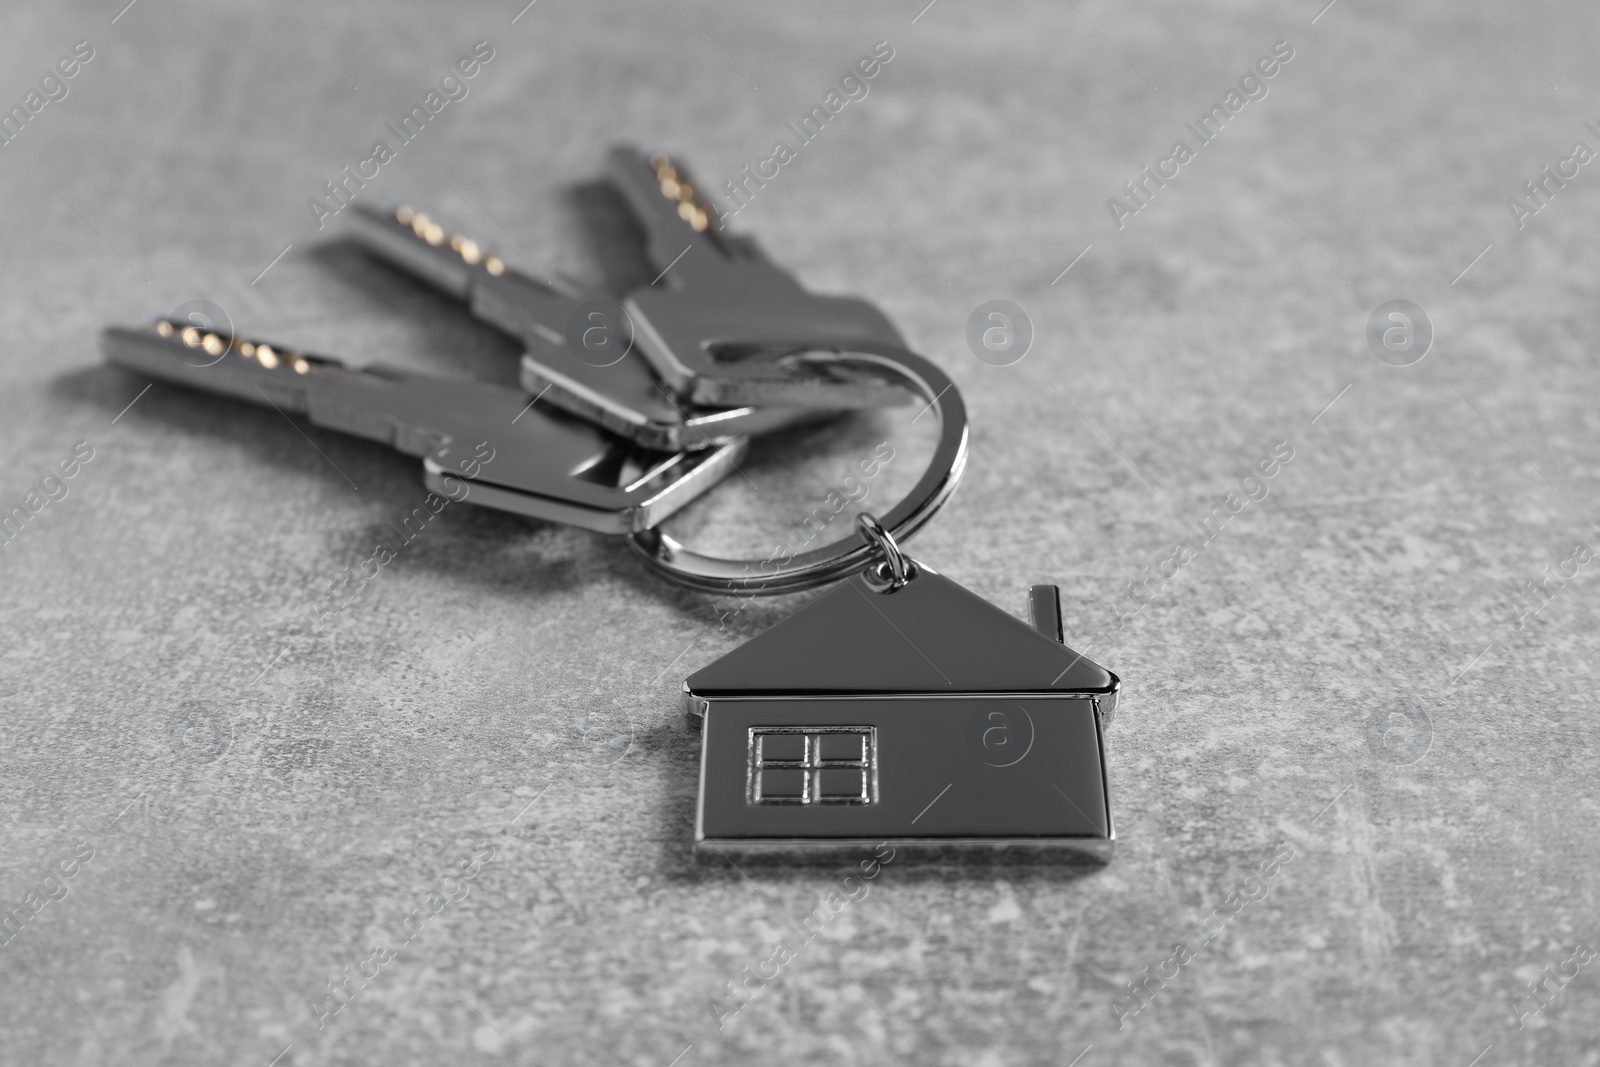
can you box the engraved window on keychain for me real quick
[748,727,877,805]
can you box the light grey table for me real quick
[2,1,1597,1064]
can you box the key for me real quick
[343,202,840,452]
[607,145,913,409]
[100,319,745,533]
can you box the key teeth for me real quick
[118,319,326,376]
[398,202,499,273]
[350,201,507,277]
[609,143,722,238]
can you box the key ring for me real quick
[628,340,967,595]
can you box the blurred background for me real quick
[2,1,1598,1064]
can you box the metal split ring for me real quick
[627,340,968,595]
[855,513,912,591]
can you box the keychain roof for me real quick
[683,566,1117,706]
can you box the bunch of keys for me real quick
[103,145,1120,863]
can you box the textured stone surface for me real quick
[2,1,1598,1064]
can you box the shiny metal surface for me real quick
[629,341,967,594]
[100,322,744,533]
[1028,584,1066,643]
[687,573,1119,860]
[345,202,879,451]
[516,352,858,453]
[854,512,911,590]
[682,569,1118,709]
[608,145,914,408]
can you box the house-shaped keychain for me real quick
[685,565,1120,862]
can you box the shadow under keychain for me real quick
[629,340,1122,863]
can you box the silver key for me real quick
[100,320,745,533]
[607,145,911,409]
[343,203,841,452]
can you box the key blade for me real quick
[103,321,361,422]
[102,320,476,455]
[345,202,486,300]
[606,145,756,290]
[345,202,570,349]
